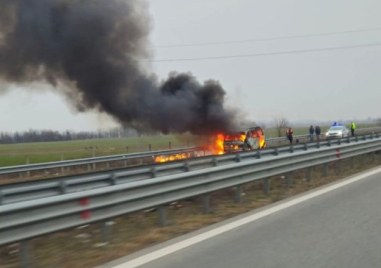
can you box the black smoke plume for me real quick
[0,0,237,134]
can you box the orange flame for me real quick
[204,133,225,155]
[154,153,189,163]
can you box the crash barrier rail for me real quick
[0,146,202,176]
[265,126,381,145]
[1,133,381,249]
[1,133,379,205]
[1,126,381,180]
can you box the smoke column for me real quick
[0,0,237,134]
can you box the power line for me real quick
[155,27,381,48]
[147,42,381,62]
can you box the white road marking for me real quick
[113,167,381,268]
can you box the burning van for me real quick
[223,126,266,153]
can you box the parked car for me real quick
[325,125,350,139]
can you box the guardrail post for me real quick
[158,206,167,226]
[106,161,110,169]
[350,157,355,168]
[286,172,293,187]
[183,161,190,172]
[316,142,320,149]
[235,154,241,162]
[234,185,243,203]
[61,154,65,174]
[303,143,308,150]
[212,158,218,167]
[0,190,3,205]
[262,178,270,194]
[355,136,359,142]
[256,150,261,159]
[202,194,211,213]
[305,167,312,182]
[26,157,30,177]
[289,145,294,153]
[150,167,157,178]
[101,221,114,244]
[110,173,118,185]
[20,240,32,268]
[337,139,341,145]
[59,181,67,194]
[323,163,329,176]
[273,148,279,156]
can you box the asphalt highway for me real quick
[103,167,381,268]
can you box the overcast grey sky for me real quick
[1,0,381,132]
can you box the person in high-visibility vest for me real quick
[350,121,356,137]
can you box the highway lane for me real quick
[104,167,381,268]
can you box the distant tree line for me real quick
[0,128,139,144]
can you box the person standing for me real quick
[309,125,314,141]
[286,127,293,144]
[350,121,356,136]
[315,125,321,141]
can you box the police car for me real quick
[325,124,350,139]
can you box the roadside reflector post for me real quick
[202,194,211,213]
[20,240,32,268]
[158,206,167,226]
[234,185,243,203]
[262,178,270,194]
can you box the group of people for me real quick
[286,125,321,144]
[308,125,322,142]
[285,121,356,144]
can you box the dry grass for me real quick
[1,152,380,268]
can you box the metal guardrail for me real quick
[2,126,381,179]
[1,133,381,246]
[1,132,381,205]
[0,146,202,175]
